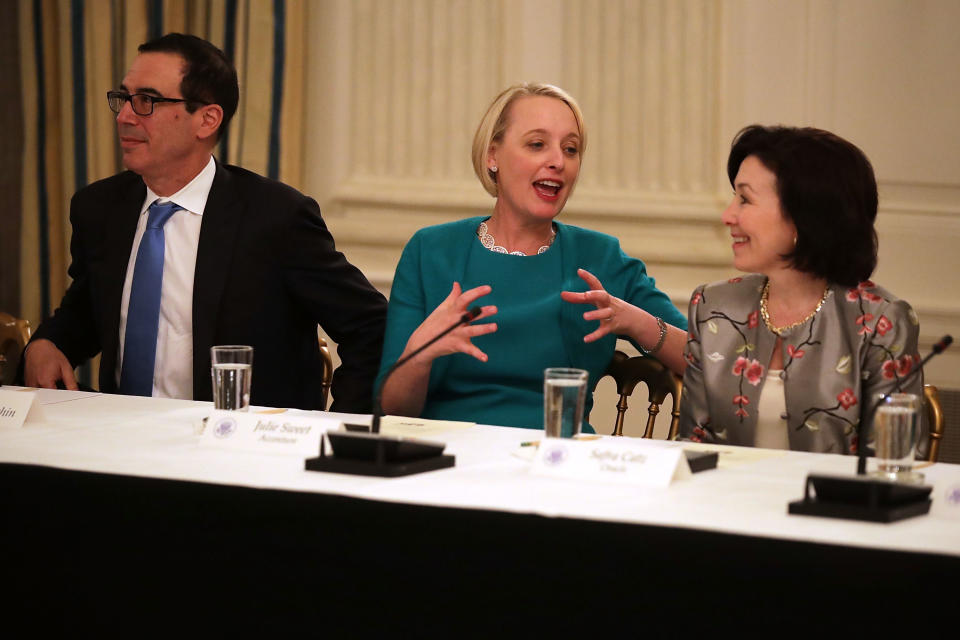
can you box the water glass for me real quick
[211,345,253,411]
[544,368,588,439]
[870,392,922,483]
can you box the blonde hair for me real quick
[471,83,587,197]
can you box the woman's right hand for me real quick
[401,282,498,366]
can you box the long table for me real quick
[2,389,957,633]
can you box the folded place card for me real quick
[531,436,691,487]
[0,389,46,428]
[199,409,337,456]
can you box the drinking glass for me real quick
[211,345,253,411]
[870,392,923,483]
[544,368,588,439]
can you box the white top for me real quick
[755,368,789,449]
[115,156,216,399]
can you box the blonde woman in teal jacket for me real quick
[377,84,687,430]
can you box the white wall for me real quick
[303,0,960,432]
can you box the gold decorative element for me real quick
[477,221,555,256]
[760,281,829,336]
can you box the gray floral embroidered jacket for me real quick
[679,274,923,454]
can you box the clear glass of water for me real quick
[211,345,253,411]
[544,368,588,439]
[870,392,922,483]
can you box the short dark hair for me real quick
[138,33,239,140]
[727,125,878,287]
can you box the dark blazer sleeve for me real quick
[26,173,143,390]
[280,195,388,413]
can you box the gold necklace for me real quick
[759,281,829,336]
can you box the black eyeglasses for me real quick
[107,90,192,116]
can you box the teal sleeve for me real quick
[375,233,428,394]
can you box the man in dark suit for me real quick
[23,33,387,412]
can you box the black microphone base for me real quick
[305,431,455,477]
[305,454,455,477]
[788,473,932,523]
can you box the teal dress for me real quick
[377,217,687,430]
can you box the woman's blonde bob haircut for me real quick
[471,83,587,198]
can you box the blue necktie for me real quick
[119,200,181,396]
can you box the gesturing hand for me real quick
[560,268,652,343]
[403,282,498,365]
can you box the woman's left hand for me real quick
[560,268,653,343]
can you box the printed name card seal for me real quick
[200,409,336,455]
[531,437,693,487]
[0,389,46,429]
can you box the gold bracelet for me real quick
[643,317,667,355]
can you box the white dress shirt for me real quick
[115,156,216,399]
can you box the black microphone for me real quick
[856,334,952,475]
[370,306,483,434]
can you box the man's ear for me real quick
[195,104,224,141]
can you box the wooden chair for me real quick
[317,333,334,410]
[603,350,683,439]
[923,384,945,462]
[0,312,32,384]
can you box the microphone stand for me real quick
[371,307,482,434]
[788,335,952,523]
[305,307,483,478]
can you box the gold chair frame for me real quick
[0,312,33,383]
[603,350,683,440]
[317,333,334,410]
[923,384,945,462]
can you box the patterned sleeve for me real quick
[860,296,925,450]
[678,284,718,442]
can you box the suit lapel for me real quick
[192,162,243,398]
[100,174,147,391]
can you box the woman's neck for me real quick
[484,206,555,255]
[764,269,829,327]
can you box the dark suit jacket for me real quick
[29,161,387,412]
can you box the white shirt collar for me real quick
[141,155,217,216]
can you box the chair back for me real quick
[317,333,334,410]
[0,312,32,384]
[603,350,683,439]
[923,384,945,462]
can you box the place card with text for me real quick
[0,389,46,429]
[531,436,691,487]
[199,410,337,456]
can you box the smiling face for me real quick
[116,52,215,191]
[487,96,582,224]
[721,155,797,275]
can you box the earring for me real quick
[490,166,498,173]
[793,235,798,247]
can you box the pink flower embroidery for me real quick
[847,281,883,303]
[856,312,874,335]
[732,356,749,375]
[691,292,702,305]
[747,310,759,329]
[732,394,750,406]
[875,315,893,336]
[786,344,805,359]
[837,388,857,410]
[735,407,749,418]
[882,359,897,380]
[728,277,743,284]
[732,357,764,385]
[896,356,913,377]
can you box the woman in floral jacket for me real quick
[679,125,923,454]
